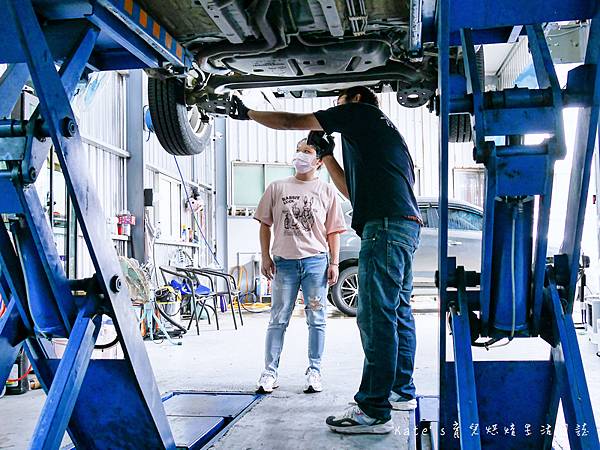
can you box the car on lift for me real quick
[143,0,477,156]
[329,198,484,316]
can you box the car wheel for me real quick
[147,77,212,156]
[331,265,359,317]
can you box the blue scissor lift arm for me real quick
[0,0,197,448]
[431,0,600,449]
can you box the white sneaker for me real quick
[304,368,323,393]
[326,404,393,434]
[256,373,278,394]
[389,391,417,411]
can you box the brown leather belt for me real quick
[403,215,424,226]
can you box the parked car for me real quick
[329,197,484,316]
[143,0,475,157]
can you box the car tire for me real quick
[331,265,359,317]
[449,114,473,143]
[147,77,212,156]
[449,47,484,144]
[327,290,335,306]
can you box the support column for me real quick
[215,117,228,271]
[126,70,145,262]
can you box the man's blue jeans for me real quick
[354,218,420,421]
[264,254,328,376]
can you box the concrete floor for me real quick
[0,299,598,449]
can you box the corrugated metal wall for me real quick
[497,37,532,89]
[81,139,128,218]
[72,72,129,277]
[74,72,126,149]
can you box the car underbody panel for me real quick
[138,0,431,92]
[137,1,411,44]
[221,40,391,77]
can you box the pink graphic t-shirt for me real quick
[254,177,346,260]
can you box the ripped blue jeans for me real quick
[264,253,328,376]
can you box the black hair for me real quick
[339,86,379,108]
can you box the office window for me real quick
[232,163,294,208]
[232,164,265,207]
[265,165,294,187]
[453,168,485,207]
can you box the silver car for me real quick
[329,198,484,316]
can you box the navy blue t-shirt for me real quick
[314,103,420,237]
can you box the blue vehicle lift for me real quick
[429,0,600,449]
[0,1,257,448]
[0,0,598,448]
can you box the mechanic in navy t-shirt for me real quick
[228,86,422,435]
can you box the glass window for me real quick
[171,181,181,237]
[453,168,485,207]
[265,165,294,186]
[158,175,182,239]
[233,163,295,208]
[232,164,265,207]
[319,167,331,183]
[232,163,339,210]
[418,206,429,227]
[448,208,483,231]
[426,207,482,231]
[428,207,439,228]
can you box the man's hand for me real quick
[327,264,339,286]
[228,95,251,120]
[261,256,276,280]
[307,130,335,159]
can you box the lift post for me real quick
[432,0,600,449]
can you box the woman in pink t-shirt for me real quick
[253,138,346,394]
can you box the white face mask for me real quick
[293,152,317,174]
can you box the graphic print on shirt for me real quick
[282,195,316,235]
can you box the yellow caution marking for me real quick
[139,9,148,27]
[124,0,133,15]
